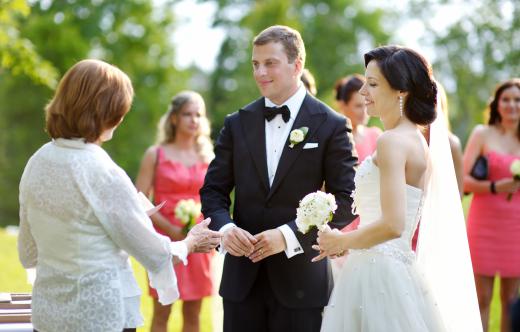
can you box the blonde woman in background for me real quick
[435,82,464,196]
[301,68,317,96]
[136,91,215,332]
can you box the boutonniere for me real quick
[289,127,308,148]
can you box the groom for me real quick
[200,25,357,332]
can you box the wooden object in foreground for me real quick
[0,293,32,324]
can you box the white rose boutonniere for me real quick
[289,127,308,148]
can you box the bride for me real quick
[313,46,482,331]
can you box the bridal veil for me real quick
[416,99,483,331]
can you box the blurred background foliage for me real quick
[409,0,520,140]
[0,0,518,226]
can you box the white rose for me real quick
[511,160,520,176]
[295,191,337,234]
[175,199,202,225]
[175,200,192,224]
[290,129,304,143]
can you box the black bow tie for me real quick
[264,105,290,122]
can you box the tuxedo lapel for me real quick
[239,98,270,192]
[267,95,326,200]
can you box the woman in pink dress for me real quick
[464,78,520,332]
[136,91,215,332]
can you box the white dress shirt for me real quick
[18,138,188,331]
[220,84,306,258]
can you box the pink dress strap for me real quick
[156,146,164,162]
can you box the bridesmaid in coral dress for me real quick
[136,91,215,332]
[331,74,382,273]
[464,79,520,332]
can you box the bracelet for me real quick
[490,181,497,194]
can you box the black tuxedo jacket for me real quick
[200,94,358,308]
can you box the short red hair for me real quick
[45,59,134,142]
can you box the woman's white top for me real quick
[18,138,187,332]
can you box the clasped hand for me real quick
[222,227,286,263]
[312,225,348,262]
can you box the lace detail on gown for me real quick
[321,157,446,332]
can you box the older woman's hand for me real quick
[183,218,222,253]
[311,225,348,262]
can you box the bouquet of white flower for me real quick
[507,159,520,201]
[295,191,337,234]
[175,199,202,234]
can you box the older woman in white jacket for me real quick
[17,59,222,332]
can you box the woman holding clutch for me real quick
[464,78,520,331]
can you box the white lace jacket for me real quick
[18,138,187,332]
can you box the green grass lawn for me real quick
[0,212,502,331]
[0,227,222,331]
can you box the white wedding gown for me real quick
[321,156,446,332]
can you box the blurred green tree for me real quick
[0,0,59,88]
[0,0,189,225]
[205,0,391,130]
[409,0,520,143]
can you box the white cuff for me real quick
[217,223,236,255]
[171,241,188,265]
[278,224,303,258]
[147,241,188,305]
[26,268,36,285]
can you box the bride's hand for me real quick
[311,225,346,262]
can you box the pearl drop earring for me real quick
[399,96,404,117]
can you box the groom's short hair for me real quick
[253,25,306,66]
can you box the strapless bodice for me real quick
[350,156,424,263]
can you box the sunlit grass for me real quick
[0,228,222,332]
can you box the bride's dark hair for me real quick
[364,45,437,126]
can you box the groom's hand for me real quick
[222,227,257,257]
[249,229,286,263]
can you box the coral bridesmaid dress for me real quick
[149,147,214,300]
[467,150,520,277]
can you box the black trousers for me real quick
[223,265,322,332]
